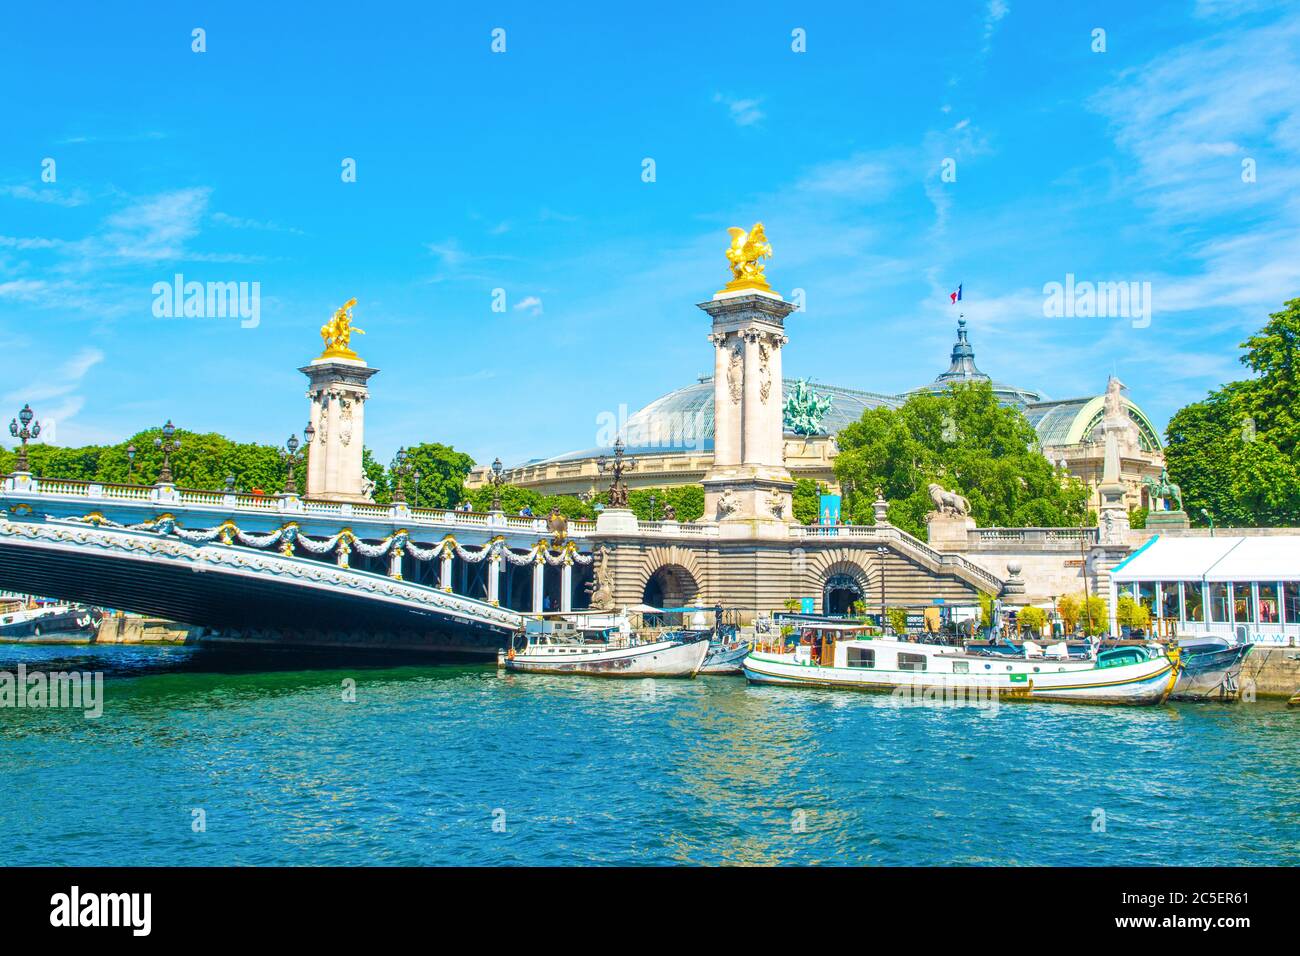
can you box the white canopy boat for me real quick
[742,623,1183,706]
[498,619,709,678]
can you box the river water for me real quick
[1,644,1296,866]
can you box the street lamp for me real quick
[488,457,506,512]
[154,420,181,485]
[392,447,409,504]
[648,494,657,521]
[282,434,301,495]
[8,404,41,473]
[875,545,889,633]
[596,437,637,508]
[1200,508,1215,537]
[126,444,137,483]
[412,468,422,508]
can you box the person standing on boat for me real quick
[713,604,723,639]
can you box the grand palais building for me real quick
[469,319,1166,513]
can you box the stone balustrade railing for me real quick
[967,526,1098,550]
[0,473,591,538]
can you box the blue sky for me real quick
[2,1,1297,467]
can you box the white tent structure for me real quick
[1109,535,1300,644]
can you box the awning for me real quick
[1111,534,1300,583]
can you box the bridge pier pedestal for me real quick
[531,560,544,614]
[488,554,502,605]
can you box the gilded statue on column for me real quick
[319,298,366,360]
[721,223,773,293]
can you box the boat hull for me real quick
[500,638,709,678]
[1170,643,1252,701]
[0,607,98,645]
[742,651,1179,705]
[698,642,751,675]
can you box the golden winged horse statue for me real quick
[722,223,774,293]
[319,298,365,359]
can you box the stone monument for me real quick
[300,298,379,503]
[1142,466,1191,531]
[1096,375,1133,545]
[700,223,797,539]
[925,481,976,549]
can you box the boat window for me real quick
[1232,583,1255,624]
[1258,584,1279,624]
[1182,581,1204,622]
[898,653,926,672]
[953,661,969,674]
[1284,583,1300,626]
[846,647,875,668]
[1208,583,1230,623]
[1098,648,1146,668]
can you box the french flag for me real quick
[950,283,962,304]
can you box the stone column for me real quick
[532,560,545,614]
[561,559,573,613]
[698,291,797,538]
[388,545,404,580]
[488,553,501,605]
[300,358,379,503]
[440,552,453,591]
[710,332,740,467]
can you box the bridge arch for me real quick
[800,549,879,615]
[640,545,705,608]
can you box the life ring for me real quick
[507,648,516,661]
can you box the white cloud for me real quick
[514,295,543,316]
[713,93,765,127]
[0,184,89,207]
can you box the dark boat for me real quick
[0,604,100,644]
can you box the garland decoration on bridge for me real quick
[56,512,592,567]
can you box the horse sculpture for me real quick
[1142,468,1184,512]
[320,298,365,357]
[928,482,971,517]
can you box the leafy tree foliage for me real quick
[1165,297,1300,528]
[1,428,288,493]
[833,381,1090,538]
[791,478,823,525]
[373,443,474,510]
[1017,605,1047,635]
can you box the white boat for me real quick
[498,620,709,678]
[742,623,1182,706]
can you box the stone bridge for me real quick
[0,473,1010,654]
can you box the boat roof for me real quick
[1111,534,1300,582]
[794,622,871,631]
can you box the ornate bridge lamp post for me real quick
[154,420,181,485]
[597,437,637,509]
[487,457,506,512]
[412,468,422,509]
[282,434,302,495]
[391,447,409,504]
[126,444,138,483]
[8,404,41,473]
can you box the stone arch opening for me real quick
[642,564,700,609]
[819,561,872,616]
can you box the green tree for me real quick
[386,443,474,510]
[1116,594,1150,630]
[833,381,1090,538]
[791,478,822,524]
[1018,605,1047,636]
[1165,297,1300,528]
[886,606,908,635]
